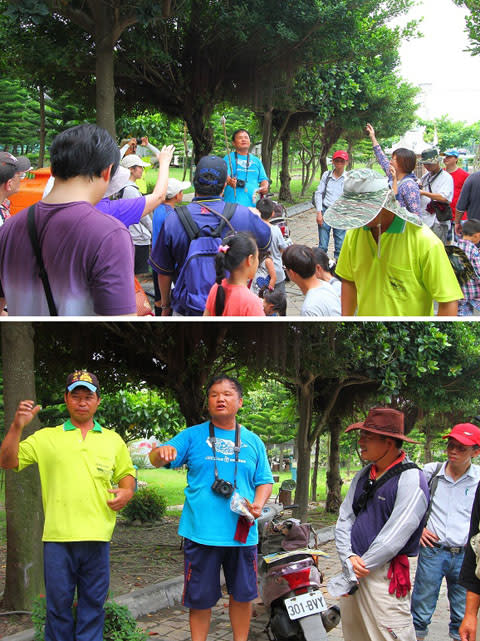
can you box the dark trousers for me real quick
[44,541,110,641]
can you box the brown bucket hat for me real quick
[345,407,420,443]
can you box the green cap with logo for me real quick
[323,168,422,230]
[419,148,443,165]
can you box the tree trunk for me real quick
[185,108,214,164]
[261,108,274,177]
[95,19,116,137]
[326,418,343,513]
[319,120,344,175]
[38,86,46,168]
[293,380,314,522]
[279,130,292,202]
[2,323,44,609]
[311,436,320,502]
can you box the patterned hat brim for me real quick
[420,156,443,164]
[324,187,422,230]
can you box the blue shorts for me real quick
[182,538,258,609]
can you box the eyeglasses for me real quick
[17,172,26,179]
[446,441,469,452]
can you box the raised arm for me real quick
[142,145,175,216]
[0,400,41,469]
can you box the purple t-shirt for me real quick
[0,201,136,316]
[96,196,145,228]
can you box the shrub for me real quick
[32,596,147,641]
[122,486,167,523]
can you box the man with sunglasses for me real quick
[330,407,429,641]
[411,423,480,641]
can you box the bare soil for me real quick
[0,515,184,639]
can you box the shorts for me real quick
[182,538,258,609]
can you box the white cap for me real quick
[166,178,191,199]
[120,154,150,169]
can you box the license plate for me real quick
[284,590,328,620]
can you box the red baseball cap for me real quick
[332,150,349,162]
[442,423,480,446]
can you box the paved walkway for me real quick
[138,201,323,317]
[136,538,453,640]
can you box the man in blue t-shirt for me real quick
[223,129,269,207]
[149,374,273,641]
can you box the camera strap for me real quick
[234,151,250,185]
[209,421,241,489]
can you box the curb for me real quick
[2,526,334,641]
[285,201,314,217]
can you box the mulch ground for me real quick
[0,515,184,638]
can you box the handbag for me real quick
[425,171,452,222]
[27,204,58,315]
[134,277,154,316]
[470,527,480,579]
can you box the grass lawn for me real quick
[137,467,354,508]
[143,165,321,205]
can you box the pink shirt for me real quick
[205,279,265,316]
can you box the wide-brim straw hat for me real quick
[324,168,422,231]
[345,407,420,443]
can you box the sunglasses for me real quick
[446,441,470,453]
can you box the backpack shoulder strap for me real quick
[353,461,419,516]
[200,202,237,238]
[424,462,443,525]
[322,170,333,201]
[176,205,201,241]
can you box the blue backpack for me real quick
[172,202,237,315]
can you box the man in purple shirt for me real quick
[0,124,137,316]
[149,155,271,316]
[329,407,429,641]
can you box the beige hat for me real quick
[166,178,191,199]
[105,166,131,198]
[120,154,150,169]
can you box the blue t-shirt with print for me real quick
[165,421,273,546]
[223,152,269,207]
[152,203,175,247]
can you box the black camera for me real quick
[136,137,142,145]
[211,478,234,498]
[236,179,246,189]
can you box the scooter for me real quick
[257,504,340,641]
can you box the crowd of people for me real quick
[0,122,479,316]
[4,372,480,641]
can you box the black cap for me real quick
[193,156,228,195]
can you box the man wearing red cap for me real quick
[328,407,429,641]
[0,370,135,641]
[411,423,480,641]
[314,150,349,260]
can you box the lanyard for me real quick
[234,152,250,185]
[209,421,241,489]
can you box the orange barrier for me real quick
[9,168,51,215]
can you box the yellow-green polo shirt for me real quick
[17,420,135,542]
[335,218,463,316]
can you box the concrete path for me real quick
[135,537,452,641]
